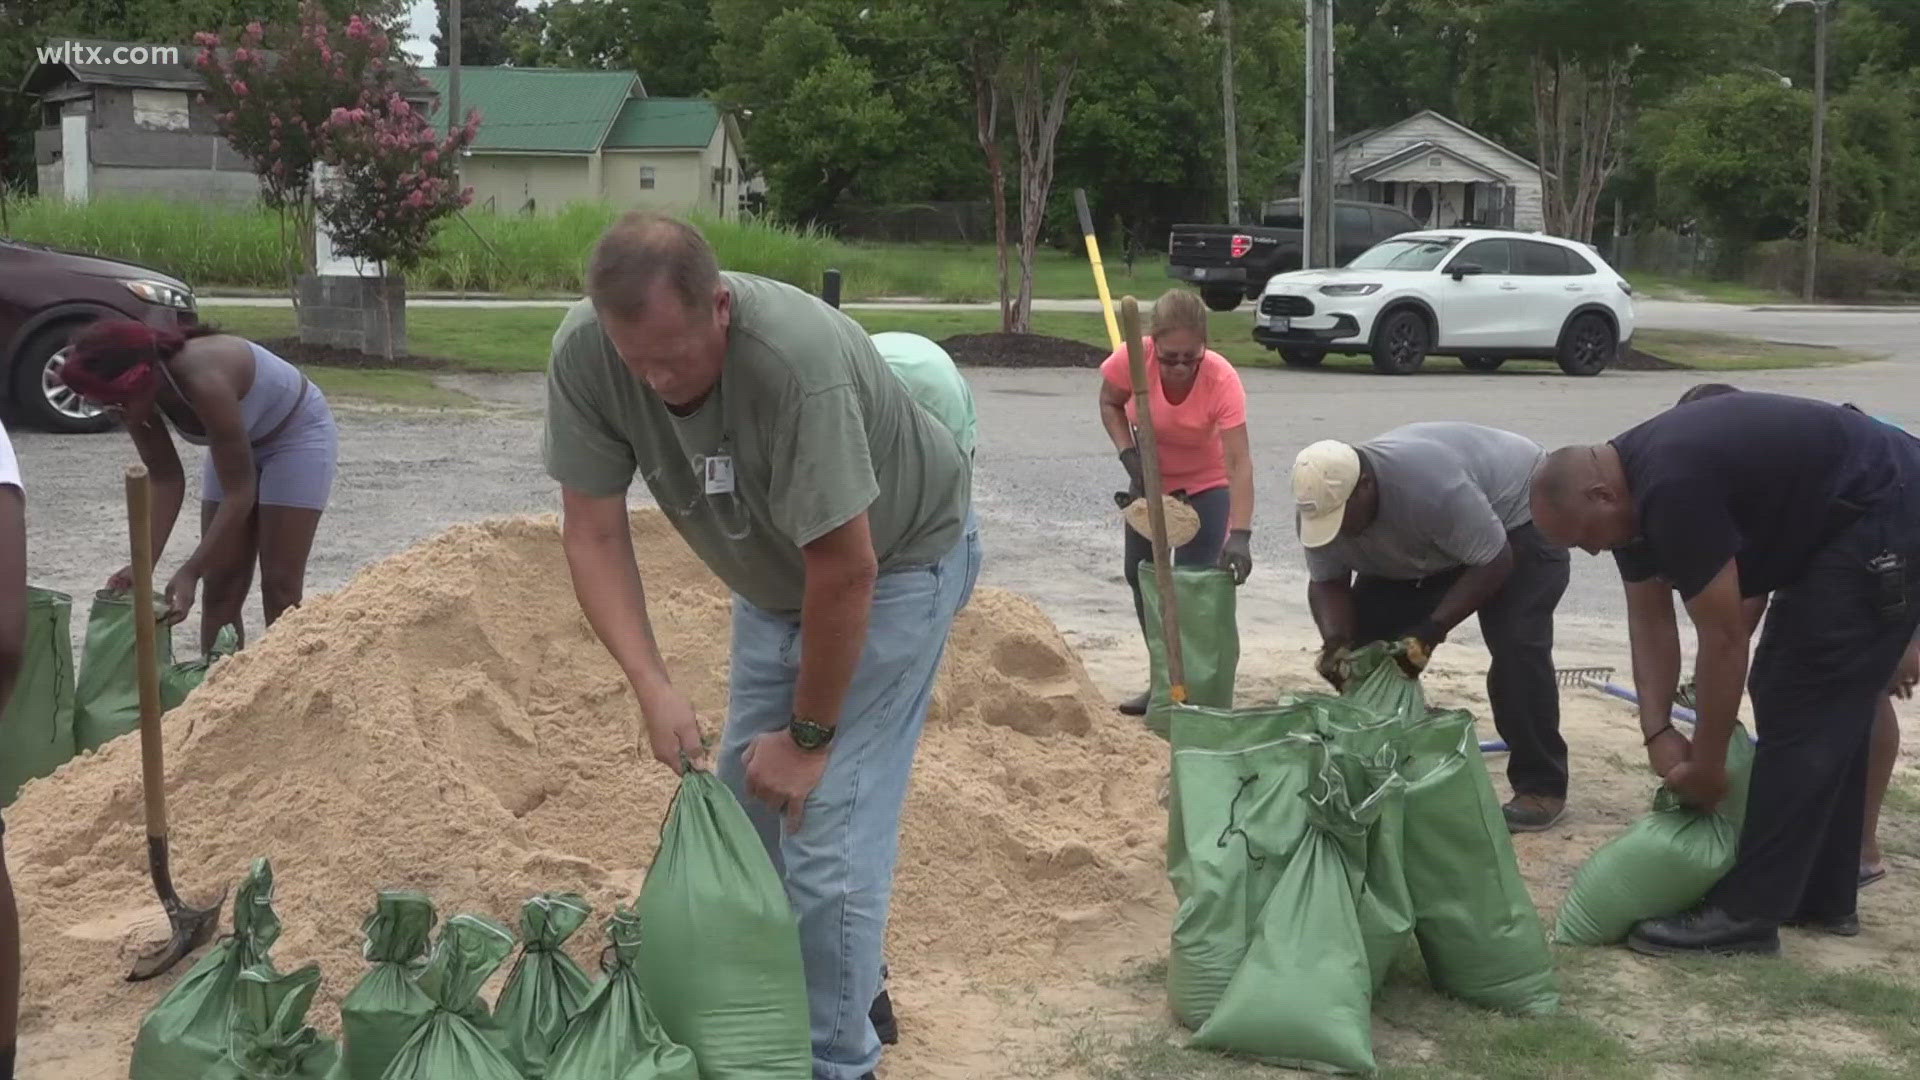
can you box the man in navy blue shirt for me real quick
[1530,391,1920,956]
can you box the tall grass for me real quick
[5,196,288,287]
[2,196,957,296]
[1,195,1157,301]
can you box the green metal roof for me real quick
[418,67,638,154]
[604,98,720,150]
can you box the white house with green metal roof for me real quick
[418,66,752,219]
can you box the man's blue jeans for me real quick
[717,513,982,1080]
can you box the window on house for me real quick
[639,166,656,190]
[132,89,190,130]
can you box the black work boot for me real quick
[1627,906,1780,957]
[1118,689,1150,716]
[870,963,899,1045]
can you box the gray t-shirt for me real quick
[542,271,971,616]
[1303,421,1544,582]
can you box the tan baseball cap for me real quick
[1294,440,1362,548]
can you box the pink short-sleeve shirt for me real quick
[1100,341,1247,495]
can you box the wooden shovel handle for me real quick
[1120,297,1186,698]
[125,465,168,839]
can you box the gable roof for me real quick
[1350,139,1507,182]
[1357,110,1545,176]
[22,39,203,93]
[604,98,720,150]
[418,67,639,154]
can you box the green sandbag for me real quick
[1336,641,1424,731]
[1139,565,1239,738]
[498,893,594,1079]
[1165,704,1321,1030]
[1400,706,1559,1016]
[0,587,77,806]
[1352,750,1414,992]
[131,857,283,1080]
[160,623,241,713]
[74,588,173,753]
[207,962,340,1079]
[338,890,439,1080]
[380,914,522,1080]
[1554,723,1758,946]
[547,905,698,1080]
[1192,740,1385,1074]
[636,769,810,1080]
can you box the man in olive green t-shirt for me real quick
[542,212,979,1080]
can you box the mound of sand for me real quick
[7,510,1167,1070]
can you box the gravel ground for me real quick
[18,345,1920,696]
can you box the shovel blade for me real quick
[126,888,226,983]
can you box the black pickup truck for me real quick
[1166,198,1423,312]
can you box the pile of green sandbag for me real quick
[0,584,240,808]
[131,768,811,1080]
[1553,722,1758,945]
[1166,642,1558,1074]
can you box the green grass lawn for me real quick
[1628,273,1792,305]
[200,304,1872,407]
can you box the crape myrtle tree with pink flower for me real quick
[194,2,479,352]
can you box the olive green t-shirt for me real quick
[541,271,972,616]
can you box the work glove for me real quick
[1118,447,1145,502]
[1394,620,1446,679]
[1218,529,1253,585]
[1316,641,1352,691]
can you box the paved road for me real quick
[21,326,1918,688]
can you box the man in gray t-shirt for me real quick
[1294,421,1573,831]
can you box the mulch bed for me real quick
[1614,345,1684,371]
[938,333,1108,369]
[254,337,462,371]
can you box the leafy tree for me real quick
[1636,74,1810,245]
[431,0,530,66]
[510,0,719,95]
[195,2,467,307]
[1474,0,1762,242]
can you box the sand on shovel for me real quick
[5,509,1168,1076]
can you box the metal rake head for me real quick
[1553,666,1615,689]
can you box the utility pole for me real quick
[1804,0,1828,302]
[448,0,463,186]
[1219,0,1240,225]
[1302,0,1335,268]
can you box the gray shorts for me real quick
[201,386,339,511]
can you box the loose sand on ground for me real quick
[8,510,1917,1078]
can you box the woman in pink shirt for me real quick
[1097,288,1255,715]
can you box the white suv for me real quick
[1250,229,1636,376]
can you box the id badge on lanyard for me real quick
[704,454,735,495]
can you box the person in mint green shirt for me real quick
[871,331,975,457]
[541,212,980,1080]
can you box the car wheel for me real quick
[1557,313,1615,376]
[1201,288,1242,313]
[13,322,115,434]
[1279,348,1326,368]
[1371,309,1429,375]
[1460,354,1505,372]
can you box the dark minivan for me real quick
[0,236,197,433]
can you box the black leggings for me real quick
[1124,485,1231,635]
